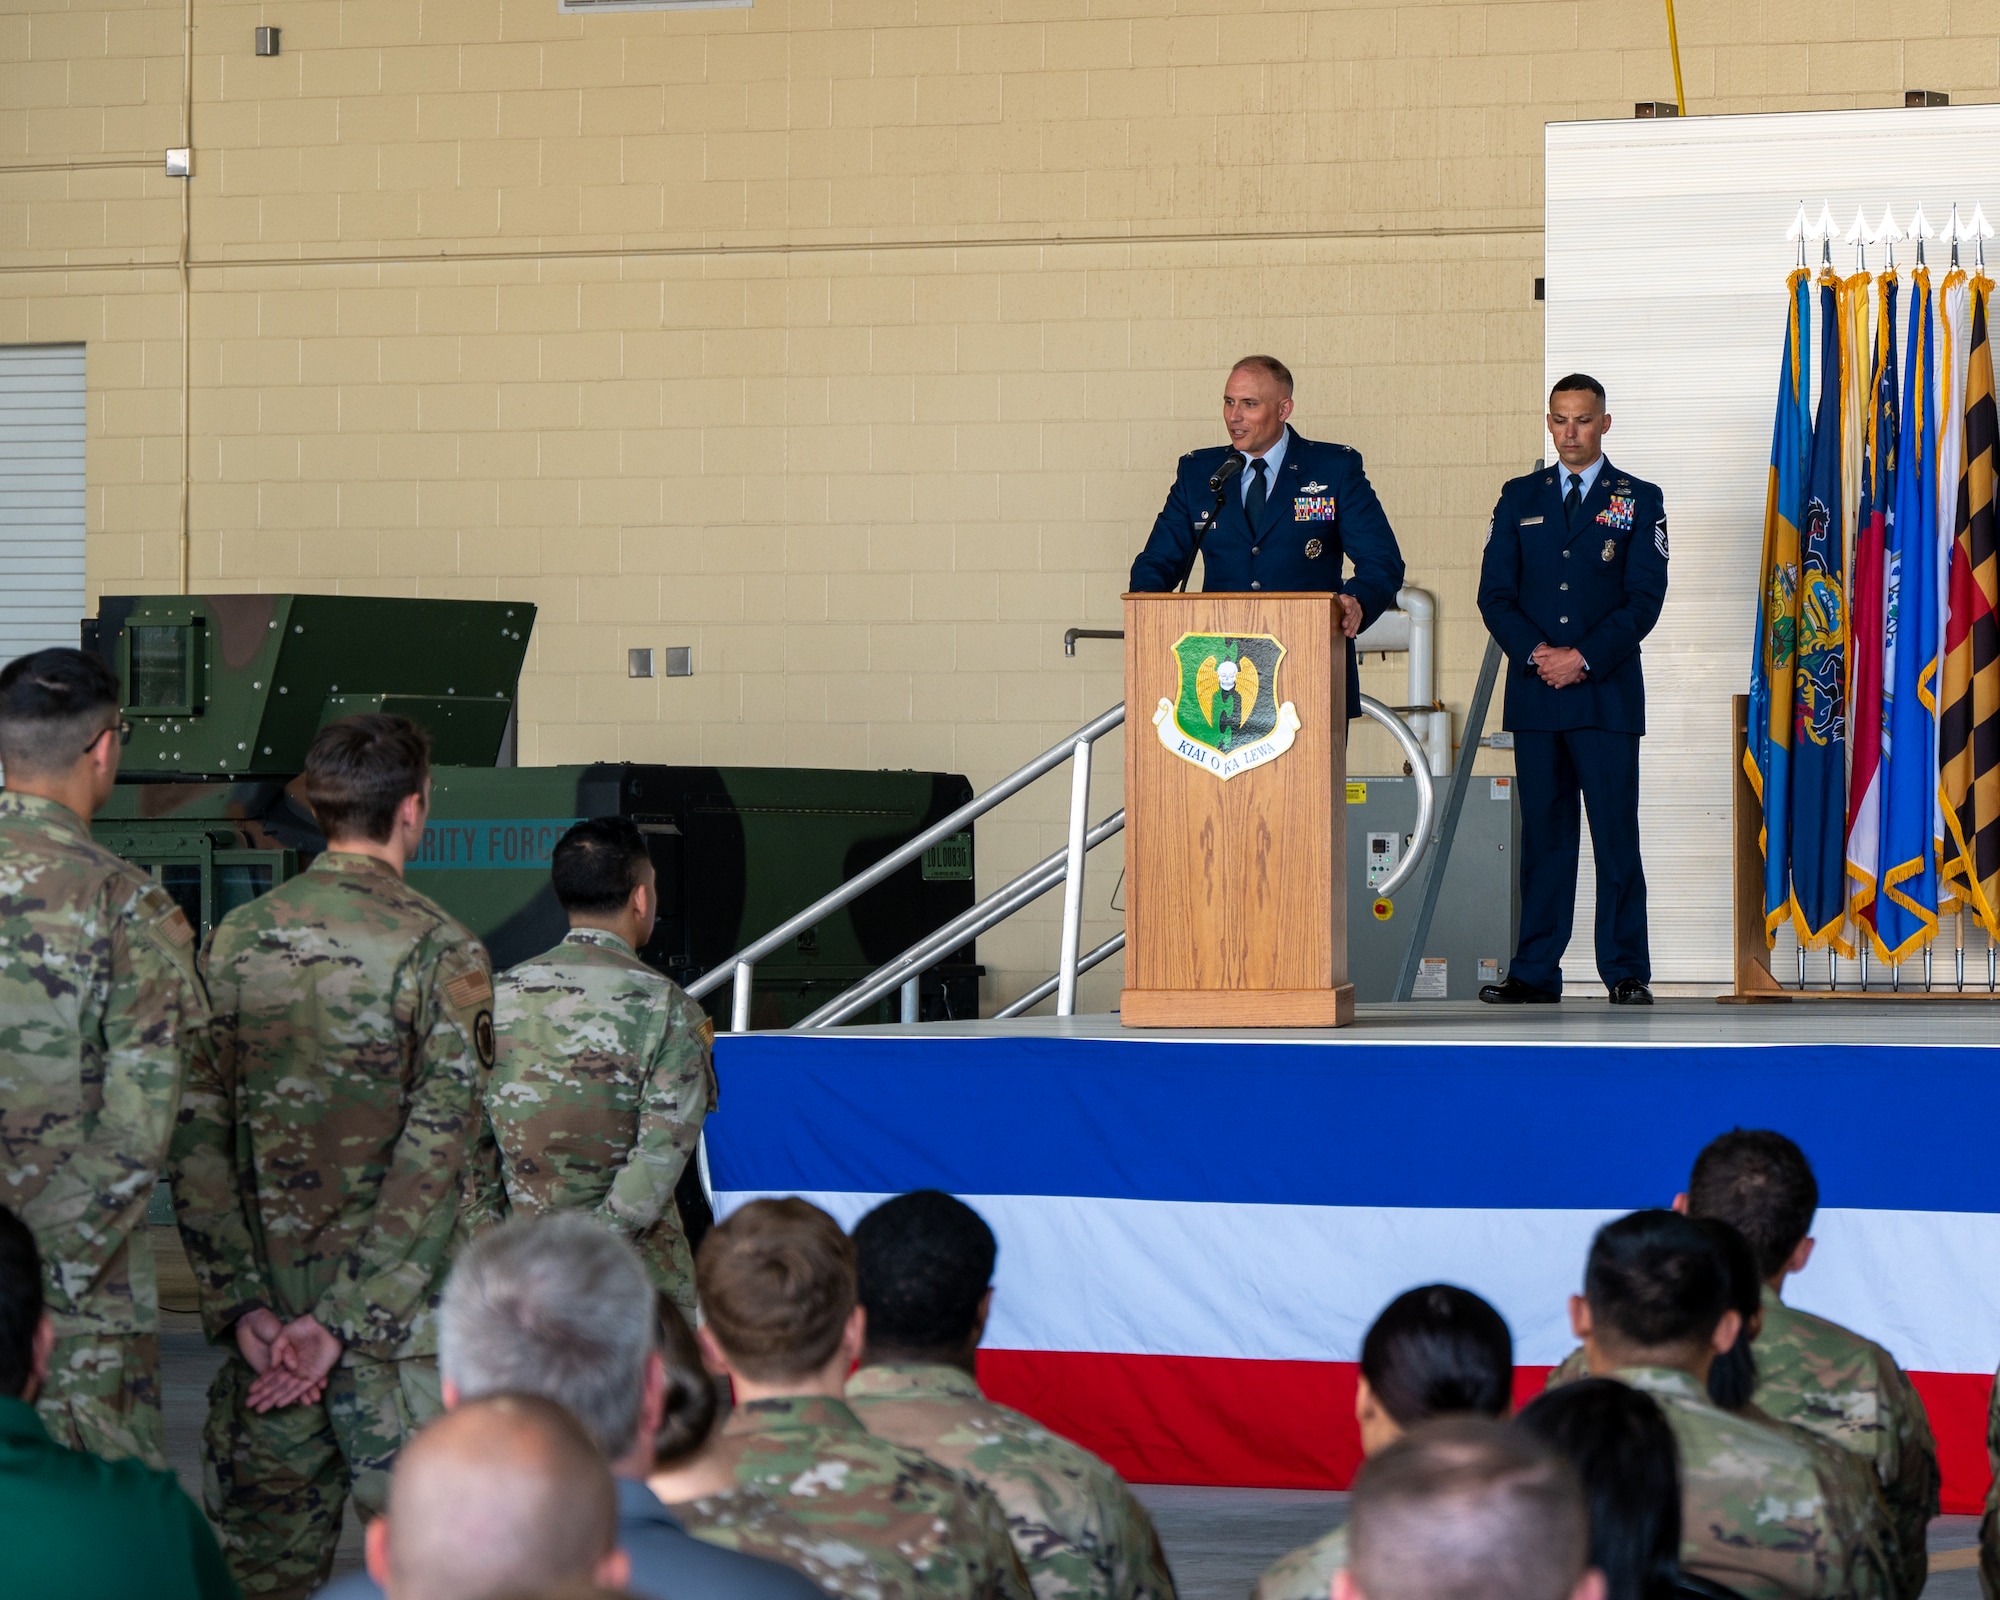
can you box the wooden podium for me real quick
[1120,591,1353,1028]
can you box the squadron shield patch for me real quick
[473,1010,496,1068]
[1152,631,1300,780]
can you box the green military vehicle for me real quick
[84,593,980,1029]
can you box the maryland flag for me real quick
[1747,270,1813,942]
[1788,269,1850,948]
[1847,272,1899,940]
[1940,274,2000,934]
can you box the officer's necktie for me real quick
[1564,471,1583,533]
[1246,457,1268,528]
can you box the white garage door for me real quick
[0,344,86,670]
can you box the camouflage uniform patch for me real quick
[1251,1523,1345,1600]
[676,1484,922,1600]
[0,791,209,1470]
[1614,1364,1872,1600]
[846,1364,1176,1600]
[168,850,492,1596]
[1754,1287,1939,1600]
[695,1394,1034,1600]
[488,928,713,1315]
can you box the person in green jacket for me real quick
[0,1201,236,1600]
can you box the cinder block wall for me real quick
[4,0,1993,1010]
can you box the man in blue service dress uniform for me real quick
[1128,355,1406,721]
[1476,374,1669,1006]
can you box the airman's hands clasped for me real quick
[237,1307,345,1413]
[1530,643,1587,689]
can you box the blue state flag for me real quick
[1789,274,1850,948]
[1746,269,1813,940]
[1877,266,1941,962]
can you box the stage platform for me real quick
[706,1001,2000,1512]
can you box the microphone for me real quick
[1208,450,1246,493]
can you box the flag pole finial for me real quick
[1909,202,1936,269]
[1813,202,1838,268]
[1970,203,1994,272]
[1877,204,1903,271]
[1845,206,1874,275]
[1787,202,1811,269]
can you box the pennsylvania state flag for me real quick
[1789,271,1850,949]
[1877,264,1941,962]
[1940,272,2000,935]
[1747,268,1813,942]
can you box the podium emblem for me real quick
[1153,631,1301,780]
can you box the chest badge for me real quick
[1597,494,1635,531]
[1601,538,1617,562]
[1304,538,1324,559]
[1295,495,1337,522]
[1301,480,1327,495]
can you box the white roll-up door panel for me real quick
[1544,106,2000,987]
[0,343,86,671]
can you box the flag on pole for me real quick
[1789,269,1850,948]
[1933,267,1973,886]
[1940,272,2000,935]
[1747,269,1813,942]
[1877,264,1941,963]
[1839,268,1871,574]
[1848,272,1899,944]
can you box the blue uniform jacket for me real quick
[1128,427,1406,719]
[1476,458,1669,735]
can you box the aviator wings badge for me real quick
[1152,632,1300,780]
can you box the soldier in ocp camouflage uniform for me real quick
[0,649,209,1469]
[488,817,712,1317]
[845,1191,1175,1600]
[686,1197,1034,1600]
[1684,1129,1939,1600]
[1575,1210,1872,1600]
[1980,1369,1998,1600]
[169,714,496,1600]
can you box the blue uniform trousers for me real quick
[1509,728,1650,993]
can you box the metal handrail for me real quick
[687,701,1127,1017]
[1356,694,1436,900]
[993,931,1127,1019]
[794,808,1126,1028]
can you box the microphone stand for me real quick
[1177,451,1245,593]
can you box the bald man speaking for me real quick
[1128,355,1406,720]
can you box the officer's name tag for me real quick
[1597,494,1635,531]
[1520,515,1544,526]
[1295,495,1337,521]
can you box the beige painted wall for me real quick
[4,0,1995,1009]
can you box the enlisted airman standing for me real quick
[487,817,712,1318]
[170,713,496,1600]
[0,648,209,1469]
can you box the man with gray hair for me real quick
[315,1214,822,1600]
[1332,1418,1605,1600]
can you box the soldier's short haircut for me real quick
[0,1205,44,1400]
[1691,1216,1761,1410]
[1515,1379,1680,1600]
[1686,1128,1818,1279]
[1360,1284,1514,1429]
[551,817,651,916]
[0,647,120,778]
[302,712,431,844]
[439,1214,656,1459]
[1230,354,1295,396]
[1584,1209,1728,1353]
[696,1197,856,1382]
[1349,1416,1590,1600]
[653,1292,721,1467]
[852,1190,996,1358]
[1549,373,1607,406]
[385,1393,616,1600]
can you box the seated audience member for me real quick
[648,1292,901,1599]
[1519,1375,1750,1600]
[1572,1210,1868,1600]
[1684,1130,1937,1600]
[1333,1416,1604,1600]
[1256,1285,1513,1600]
[364,1395,627,1600]
[318,1215,823,1600]
[845,1190,1176,1600]
[0,1204,236,1600]
[686,1198,1033,1600]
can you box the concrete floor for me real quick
[163,1311,1982,1600]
